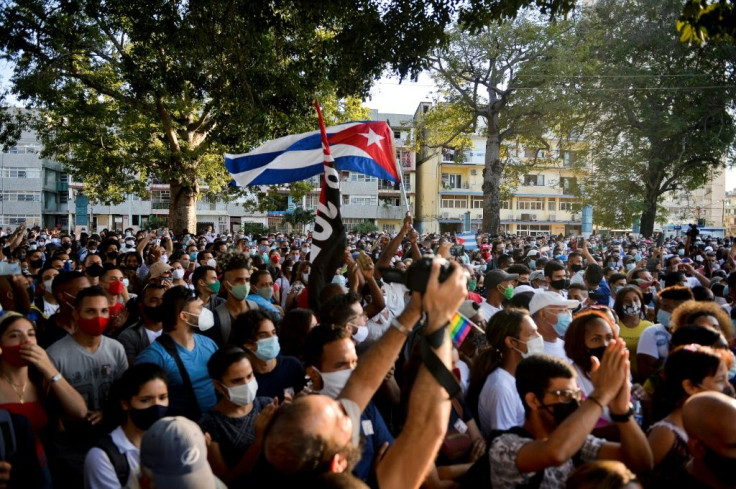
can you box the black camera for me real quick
[685,224,699,238]
[379,257,454,294]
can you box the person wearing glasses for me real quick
[488,349,653,489]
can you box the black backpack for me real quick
[458,426,584,489]
[96,434,130,486]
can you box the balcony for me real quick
[152,202,169,210]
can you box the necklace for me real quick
[3,375,27,404]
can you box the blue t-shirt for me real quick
[353,401,394,481]
[247,293,282,320]
[136,335,218,420]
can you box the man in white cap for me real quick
[528,291,579,362]
[140,416,226,489]
[480,269,519,322]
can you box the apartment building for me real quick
[659,169,726,230]
[414,102,585,236]
[0,128,69,230]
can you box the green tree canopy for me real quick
[575,0,736,236]
[418,17,579,233]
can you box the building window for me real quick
[523,174,545,186]
[472,198,483,209]
[393,131,401,139]
[0,191,42,202]
[383,224,396,233]
[559,201,574,211]
[0,214,41,227]
[560,177,578,193]
[343,218,374,231]
[348,173,377,183]
[441,173,463,189]
[517,198,545,210]
[349,195,377,206]
[304,194,320,210]
[441,195,468,209]
[1,168,41,179]
[516,224,551,236]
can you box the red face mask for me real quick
[108,281,125,295]
[2,342,29,368]
[78,316,109,336]
[272,255,280,264]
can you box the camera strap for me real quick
[420,324,461,399]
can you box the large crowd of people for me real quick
[0,216,734,488]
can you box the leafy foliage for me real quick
[419,18,579,233]
[575,0,736,235]
[677,0,736,44]
[352,221,378,234]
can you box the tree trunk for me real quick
[639,194,658,237]
[169,180,199,234]
[482,124,503,235]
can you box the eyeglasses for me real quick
[545,388,582,403]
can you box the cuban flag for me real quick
[456,232,479,251]
[225,121,400,186]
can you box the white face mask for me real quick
[223,378,258,407]
[43,278,54,292]
[172,268,185,280]
[206,258,217,268]
[513,334,545,358]
[183,308,215,331]
[352,325,369,344]
[302,272,309,283]
[315,367,354,399]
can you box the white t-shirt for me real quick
[637,323,671,361]
[478,368,525,437]
[382,281,409,319]
[144,327,164,346]
[84,426,140,489]
[480,301,503,322]
[544,339,571,363]
[456,359,470,395]
[43,298,60,317]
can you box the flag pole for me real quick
[393,137,411,215]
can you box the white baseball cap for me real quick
[529,291,580,315]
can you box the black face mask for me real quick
[550,279,570,290]
[62,242,72,250]
[85,263,104,278]
[542,399,580,426]
[143,305,164,323]
[588,346,606,362]
[29,259,43,269]
[129,404,168,431]
[571,264,584,273]
[703,444,736,486]
[107,251,118,259]
[642,292,654,304]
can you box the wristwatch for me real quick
[49,373,62,383]
[610,404,634,423]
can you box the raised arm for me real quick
[376,213,412,273]
[376,260,467,489]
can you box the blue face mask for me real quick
[189,252,198,260]
[657,309,671,329]
[332,275,347,287]
[626,263,636,271]
[678,249,685,257]
[254,336,280,362]
[729,361,736,382]
[528,260,536,269]
[634,253,642,261]
[725,285,730,297]
[553,311,573,337]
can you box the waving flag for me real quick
[307,102,348,313]
[225,121,400,186]
[455,232,478,251]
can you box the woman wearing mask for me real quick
[228,310,305,399]
[275,260,293,309]
[466,308,543,437]
[169,259,190,289]
[646,345,733,489]
[614,286,652,381]
[286,261,310,310]
[200,347,277,485]
[99,264,130,336]
[83,363,169,489]
[564,310,618,428]
[0,312,87,488]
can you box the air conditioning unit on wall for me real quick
[521,213,531,221]
[549,214,557,221]
[471,169,478,175]
[442,212,449,218]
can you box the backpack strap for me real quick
[96,434,129,487]
[156,334,201,419]
[215,303,231,345]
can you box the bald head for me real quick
[263,395,354,475]
[684,391,736,451]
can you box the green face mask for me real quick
[228,281,250,301]
[500,284,514,300]
[468,279,477,292]
[207,281,221,294]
